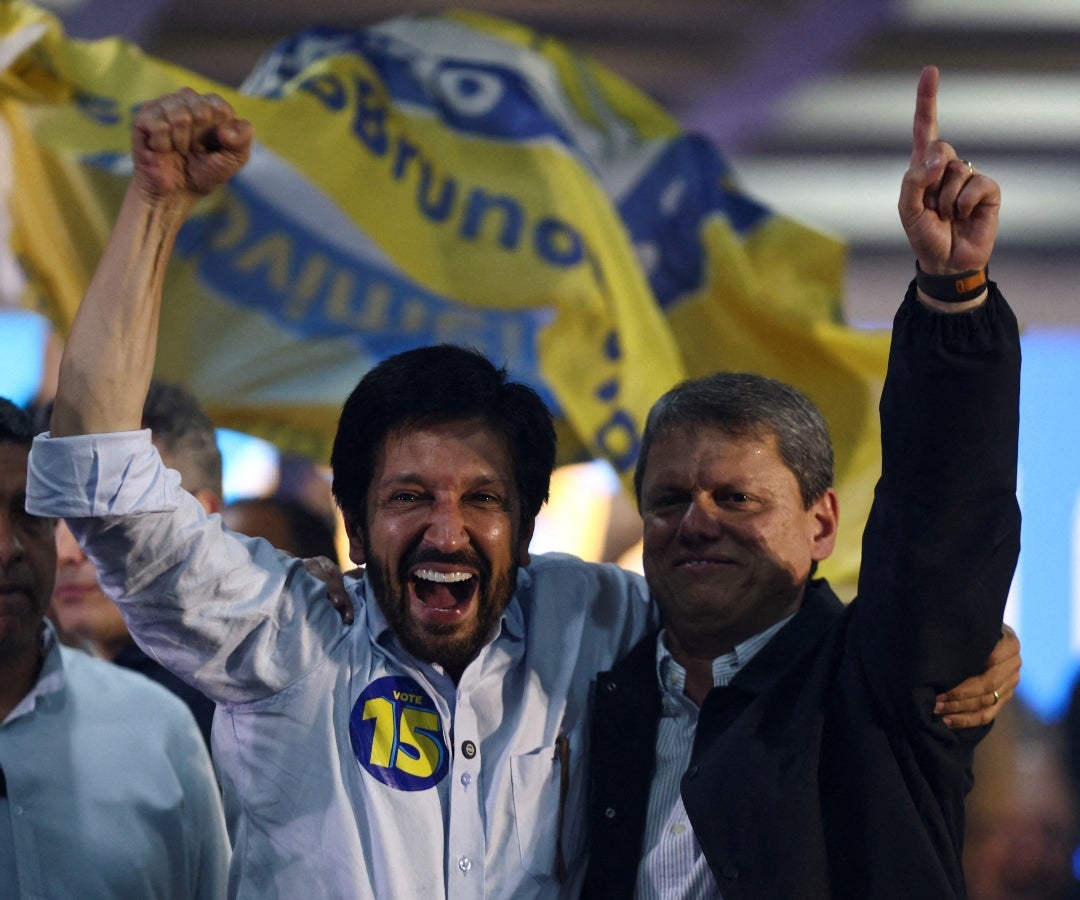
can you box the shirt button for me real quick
[604,807,616,819]
[460,772,472,787]
[458,856,472,873]
[686,764,699,779]
[671,823,686,835]
[13,806,23,816]
[461,740,477,759]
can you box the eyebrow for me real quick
[377,472,508,490]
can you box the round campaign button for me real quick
[349,676,449,791]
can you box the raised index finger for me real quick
[911,65,940,164]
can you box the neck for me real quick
[0,642,44,722]
[94,631,134,662]
[663,630,717,708]
[681,659,714,708]
[662,583,808,707]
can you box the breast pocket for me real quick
[509,719,588,883]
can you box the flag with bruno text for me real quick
[0,1,890,591]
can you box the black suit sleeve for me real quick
[853,280,1021,718]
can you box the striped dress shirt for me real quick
[634,616,793,899]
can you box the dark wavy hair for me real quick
[0,397,34,447]
[330,345,556,528]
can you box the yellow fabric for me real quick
[0,2,890,592]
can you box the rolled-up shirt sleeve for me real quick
[27,431,353,706]
[28,430,179,517]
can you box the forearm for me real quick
[51,186,195,436]
[51,88,251,436]
[28,430,347,703]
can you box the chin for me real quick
[410,627,486,673]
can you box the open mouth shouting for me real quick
[410,565,479,623]
[363,541,519,680]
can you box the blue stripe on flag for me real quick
[619,135,771,309]
[173,178,559,409]
[246,25,573,145]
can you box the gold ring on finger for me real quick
[960,158,974,176]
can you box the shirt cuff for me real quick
[26,429,182,518]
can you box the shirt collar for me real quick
[654,612,795,699]
[3,620,65,726]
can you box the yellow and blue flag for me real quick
[0,2,889,591]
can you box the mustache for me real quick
[400,546,489,577]
[0,568,34,590]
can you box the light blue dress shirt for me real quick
[27,430,656,899]
[0,623,230,899]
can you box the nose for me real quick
[0,513,25,571]
[423,496,469,553]
[55,519,86,565]
[678,493,725,543]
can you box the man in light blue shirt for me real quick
[0,397,230,899]
[27,90,654,898]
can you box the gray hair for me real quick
[634,372,833,510]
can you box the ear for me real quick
[342,511,367,566]
[516,517,536,567]
[809,488,840,562]
[194,488,223,516]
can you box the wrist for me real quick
[915,262,989,304]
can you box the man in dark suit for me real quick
[586,65,1019,899]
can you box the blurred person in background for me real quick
[223,494,339,562]
[47,379,221,747]
[965,698,1080,900]
[0,396,229,898]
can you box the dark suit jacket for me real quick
[584,284,1022,899]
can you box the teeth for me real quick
[414,569,472,583]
